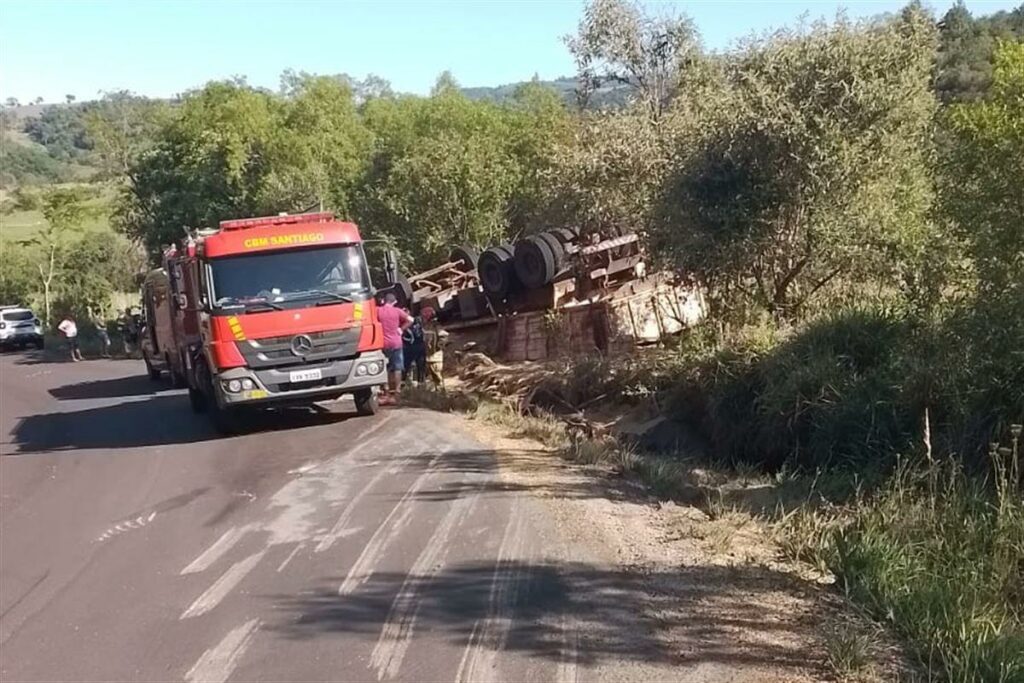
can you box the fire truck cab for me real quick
[145,212,387,433]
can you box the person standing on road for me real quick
[57,316,83,362]
[91,311,111,358]
[402,312,426,384]
[421,306,449,388]
[120,307,139,356]
[376,292,412,405]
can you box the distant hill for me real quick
[462,76,579,102]
[461,76,631,108]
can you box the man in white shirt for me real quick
[57,317,83,362]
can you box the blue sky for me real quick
[0,0,1018,103]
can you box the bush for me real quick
[669,301,1023,474]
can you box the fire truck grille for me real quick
[239,328,361,368]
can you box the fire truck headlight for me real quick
[355,364,368,376]
[241,378,255,390]
[366,361,381,375]
[226,379,243,393]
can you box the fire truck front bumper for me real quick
[216,351,387,407]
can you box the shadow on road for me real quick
[48,375,172,401]
[268,561,826,675]
[6,397,359,454]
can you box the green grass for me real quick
[778,433,1024,683]
[824,622,877,682]
[0,184,114,241]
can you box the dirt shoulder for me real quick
[448,408,912,683]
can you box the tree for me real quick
[24,103,93,160]
[4,97,19,107]
[565,0,701,117]
[0,243,36,305]
[940,40,1024,299]
[653,9,940,320]
[85,91,171,178]
[65,94,76,104]
[546,110,669,236]
[25,188,89,325]
[116,79,372,258]
[355,88,519,268]
[935,2,1024,103]
[272,75,371,216]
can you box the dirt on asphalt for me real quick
[458,413,913,683]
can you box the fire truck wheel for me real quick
[188,386,208,413]
[144,353,161,381]
[354,388,379,416]
[167,354,185,388]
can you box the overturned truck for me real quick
[388,228,704,363]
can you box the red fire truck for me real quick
[141,212,387,433]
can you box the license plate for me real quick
[289,368,322,383]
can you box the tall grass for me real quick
[779,430,1024,682]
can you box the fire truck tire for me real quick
[167,353,185,388]
[144,353,161,381]
[478,245,517,298]
[354,388,379,416]
[514,236,557,289]
[188,386,208,413]
[448,245,479,273]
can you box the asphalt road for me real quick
[0,351,588,683]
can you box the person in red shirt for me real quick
[376,293,413,404]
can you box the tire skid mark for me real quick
[455,508,528,683]
[370,493,480,680]
[177,413,396,578]
[276,542,305,573]
[316,436,417,554]
[180,550,266,619]
[95,511,157,542]
[185,618,260,683]
[337,441,451,596]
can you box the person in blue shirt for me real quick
[402,311,426,384]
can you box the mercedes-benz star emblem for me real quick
[290,334,314,356]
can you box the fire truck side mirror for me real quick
[384,249,399,285]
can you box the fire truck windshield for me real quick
[208,244,371,311]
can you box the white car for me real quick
[0,306,45,350]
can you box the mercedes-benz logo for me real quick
[290,334,314,356]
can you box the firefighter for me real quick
[420,306,449,388]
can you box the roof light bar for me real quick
[219,212,335,230]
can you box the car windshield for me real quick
[2,310,34,322]
[209,245,371,309]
